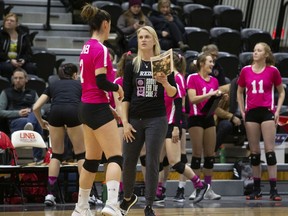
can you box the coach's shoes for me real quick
[44,194,56,206]
[204,187,221,200]
[120,193,138,216]
[144,205,155,216]
[71,204,93,216]
[193,183,210,204]
[101,201,122,216]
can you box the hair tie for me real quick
[127,51,132,55]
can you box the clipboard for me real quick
[201,95,223,116]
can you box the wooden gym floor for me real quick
[1,195,288,216]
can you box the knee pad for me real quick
[172,161,185,174]
[265,151,277,166]
[75,152,85,161]
[190,157,201,169]
[140,155,146,167]
[163,156,169,167]
[250,153,261,166]
[83,159,100,173]
[51,153,63,162]
[159,162,163,172]
[203,156,215,169]
[181,154,188,164]
[107,155,123,170]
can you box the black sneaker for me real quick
[154,186,166,203]
[246,189,262,200]
[118,191,124,202]
[173,187,185,202]
[144,205,155,216]
[270,189,282,201]
[120,193,138,216]
[193,182,210,204]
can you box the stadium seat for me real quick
[273,52,288,78]
[193,0,220,8]
[32,52,57,82]
[213,5,243,31]
[185,27,210,52]
[184,50,199,75]
[210,27,242,55]
[183,4,214,31]
[241,28,273,52]
[26,75,46,96]
[239,52,253,68]
[216,52,240,80]
[92,1,123,31]
[0,76,10,93]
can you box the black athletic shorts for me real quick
[78,102,114,130]
[245,107,275,124]
[187,115,215,129]
[49,105,81,127]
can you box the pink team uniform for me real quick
[237,65,282,112]
[165,72,186,124]
[186,73,219,116]
[80,39,115,104]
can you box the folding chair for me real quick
[10,130,48,203]
[0,76,10,93]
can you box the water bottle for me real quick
[101,182,107,203]
[220,146,226,163]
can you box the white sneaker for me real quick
[204,187,221,200]
[71,204,93,216]
[44,194,56,206]
[88,195,103,205]
[24,122,34,130]
[101,201,122,216]
[189,189,196,200]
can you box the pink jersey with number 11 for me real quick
[237,65,282,112]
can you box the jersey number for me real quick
[79,59,84,83]
[251,80,264,94]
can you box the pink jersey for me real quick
[237,65,282,111]
[186,73,219,116]
[79,39,115,104]
[165,72,186,124]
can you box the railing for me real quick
[44,0,51,30]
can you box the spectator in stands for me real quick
[237,42,285,201]
[149,0,189,51]
[0,67,43,162]
[0,13,37,80]
[32,63,85,207]
[214,80,243,153]
[186,52,221,201]
[117,0,153,51]
[72,4,124,216]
